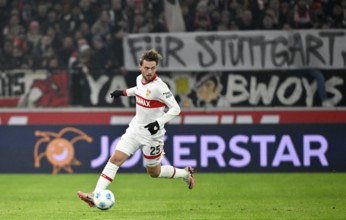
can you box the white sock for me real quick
[94,161,119,191]
[158,165,188,178]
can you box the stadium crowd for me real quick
[0,0,345,72]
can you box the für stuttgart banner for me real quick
[0,124,345,173]
[123,29,346,71]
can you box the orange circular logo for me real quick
[34,127,92,174]
[46,138,74,167]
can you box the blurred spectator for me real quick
[330,3,346,28]
[27,20,42,49]
[237,9,257,30]
[123,0,136,32]
[32,35,55,69]
[131,13,146,33]
[57,36,75,68]
[148,0,164,16]
[109,0,129,31]
[78,21,93,44]
[228,0,243,20]
[208,6,221,30]
[19,1,35,28]
[35,2,49,31]
[43,8,62,35]
[3,11,25,40]
[279,0,292,28]
[79,0,99,26]
[180,1,195,31]
[209,0,230,13]
[217,10,238,31]
[194,1,212,31]
[312,5,328,28]
[11,43,29,68]
[248,0,268,23]
[31,36,53,69]
[41,46,56,69]
[46,27,61,50]
[68,37,91,70]
[145,11,167,33]
[91,9,111,37]
[260,11,279,30]
[0,0,10,35]
[76,37,89,51]
[61,3,85,35]
[46,55,62,72]
[90,35,116,74]
[110,13,128,68]
[291,0,314,29]
[267,0,280,26]
[134,0,146,15]
[0,40,13,69]
[72,43,92,70]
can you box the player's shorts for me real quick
[116,125,166,167]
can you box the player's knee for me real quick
[146,166,160,178]
[147,169,160,178]
[149,173,159,178]
[109,150,128,166]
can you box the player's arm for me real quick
[110,87,136,98]
[156,90,181,127]
[145,86,181,135]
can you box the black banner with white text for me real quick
[68,70,346,107]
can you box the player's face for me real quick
[140,60,157,83]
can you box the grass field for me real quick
[0,173,345,220]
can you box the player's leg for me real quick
[95,149,129,190]
[143,144,195,189]
[146,165,195,189]
[77,150,129,207]
[78,127,140,207]
[94,129,140,189]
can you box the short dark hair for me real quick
[139,49,162,66]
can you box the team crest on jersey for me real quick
[146,89,151,97]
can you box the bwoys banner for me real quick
[2,69,345,107]
[123,29,346,71]
[0,124,345,173]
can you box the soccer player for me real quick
[77,49,195,207]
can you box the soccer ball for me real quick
[93,189,115,210]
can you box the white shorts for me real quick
[116,125,166,167]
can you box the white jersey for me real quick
[124,74,181,129]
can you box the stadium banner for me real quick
[0,124,345,173]
[68,69,346,107]
[0,69,69,107]
[1,69,345,108]
[123,29,346,71]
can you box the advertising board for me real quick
[0,124,345,173]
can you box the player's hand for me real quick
[110,90,123,98]
[144,121,160,135]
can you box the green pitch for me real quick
[0,173,345,220]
